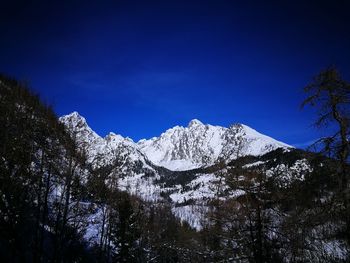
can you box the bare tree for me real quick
[302,67,350,191]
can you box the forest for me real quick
[0,68,349,262]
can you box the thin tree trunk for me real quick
[39,162,51,262]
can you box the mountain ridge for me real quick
[60,111,292,171]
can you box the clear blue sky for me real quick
[1,1,350,146]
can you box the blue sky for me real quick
[1,1,350,146]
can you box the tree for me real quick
[0,75,93,262]
[302,67,350,191]
[302,67,350,254]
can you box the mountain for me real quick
[58,112,321,240]
[60,112,291,171]
[59,112,299,227]
[138,119,291,170]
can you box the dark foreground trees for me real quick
[0,74,203,262]
[0,75,93,262]
[202,149,349,262]
[199,68,350,262]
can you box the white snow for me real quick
[243,160,266,168]
[171,205,207,230]
[158,159,201,171]
[118,173,162,202]
[84,206,104,244]
[266,159,313,187]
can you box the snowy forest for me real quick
[0,68,349,262]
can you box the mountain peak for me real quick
[188,119,203,128]
[67,111,83,119]
[59,111,101,144]
[61,111,87,124]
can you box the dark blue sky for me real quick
[1,1,350,146]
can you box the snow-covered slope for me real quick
[138,119,291,170]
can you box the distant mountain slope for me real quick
[60,112,292,171]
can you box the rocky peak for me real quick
[188,119,204,128]
[60,111,87,127]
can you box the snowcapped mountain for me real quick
[60,112,292,172]
[59,112,309,229]
[60,112,291,171]
[138,119,291,170]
